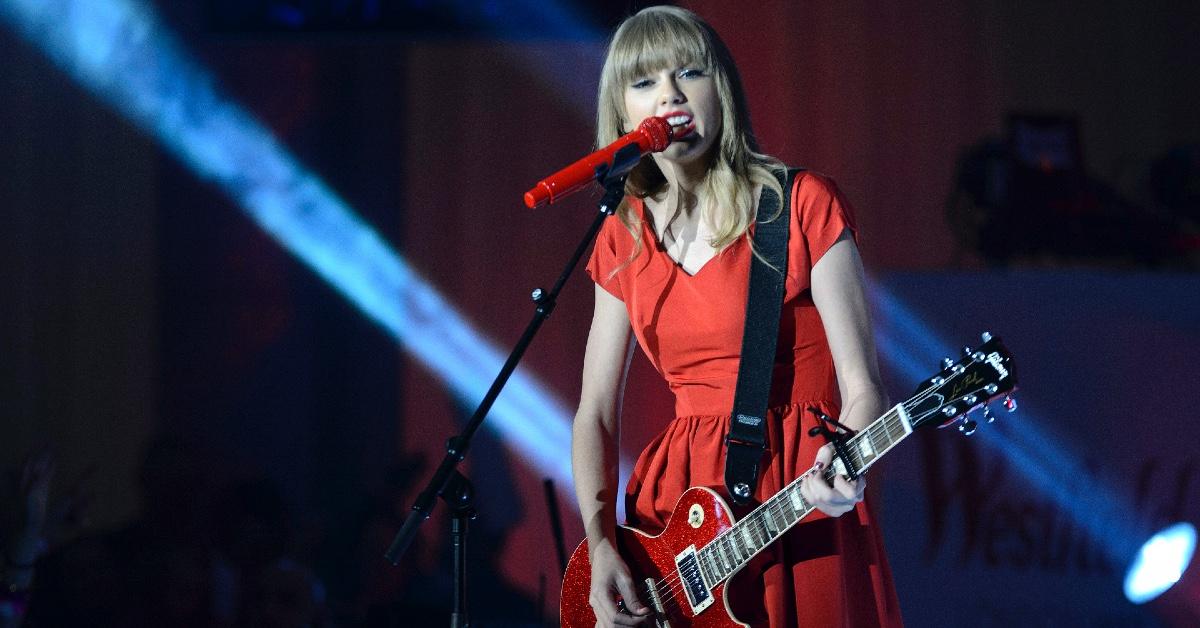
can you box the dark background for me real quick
[2,0,1198,625]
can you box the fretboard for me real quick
[695,402,913,586]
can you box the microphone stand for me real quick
[384,144,643,627]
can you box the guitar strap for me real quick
[724,167,802,505]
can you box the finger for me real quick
[800,477,833,516]
[802,472,834,502]
[814,444,834,466]
[590,592,614,625]
[612,612,647,627]
[607,598,649,627]
[615,576,650,616]
[830,475,859,502]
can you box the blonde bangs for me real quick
[608,16,713,93]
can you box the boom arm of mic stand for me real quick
[384,168,629,566]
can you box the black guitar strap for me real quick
[724,168,802,505]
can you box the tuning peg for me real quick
[981,331,993,343]
[1003,395,1017,413]
[962,346,973,356]
[942,357,954,369]
[958,418,978,436]
[983,405,995,423]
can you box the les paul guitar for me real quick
[561,333,1017,627]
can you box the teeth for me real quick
[666,115,691,126]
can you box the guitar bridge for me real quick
[674,544,714,615]
[642,577,670,627]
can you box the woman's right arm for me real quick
[572,284,652,625]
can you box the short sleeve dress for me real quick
[585,171,904,627]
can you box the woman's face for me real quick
[622,63,721,169]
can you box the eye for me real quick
[630,78,653,89]
[678,68,706,80]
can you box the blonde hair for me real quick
[596,6,784,264]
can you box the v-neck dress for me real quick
[585,172,903,627]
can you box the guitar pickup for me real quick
[674,544,714,615]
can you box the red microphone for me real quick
[523,117,673,208]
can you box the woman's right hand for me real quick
[588,540,653,627]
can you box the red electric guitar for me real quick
[561,333,1017,627]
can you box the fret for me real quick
[859,429,879,464]
[699,552,714,586]
[764,507,779,536]
[715,544,730,578]
[740,524,754,552]
[788,485,804,514]
[774,499,789,529]
[690,405,925,593]
[722,537,738,567]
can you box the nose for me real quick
[659,78,685,106]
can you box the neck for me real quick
[653,155,709,195]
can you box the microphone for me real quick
[523,117,673,208]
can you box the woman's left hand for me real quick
[798,444,865,517]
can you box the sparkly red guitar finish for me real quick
[561,334,1017,627]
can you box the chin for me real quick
[661,141,714,167]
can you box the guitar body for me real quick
[561,486,747,628]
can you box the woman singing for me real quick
[571,6,903,627]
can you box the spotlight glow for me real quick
[870,282,1149,568]
[1125,523,1197,604]
[0,0,606,489]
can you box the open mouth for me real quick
[664,114,695,139]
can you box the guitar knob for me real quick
[942,357,954,369]
[983,405,995,423]
[981,331,993,343]
[958,419,978,436]
[942,405,957,418]
[963,394,978,405]
[962,346,973,356]
[985,383,999,395]
[1004,395,1017,413]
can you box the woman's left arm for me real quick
[800,228,888,516]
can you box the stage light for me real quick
[0,0,621,491]
[1125,523,1197,604]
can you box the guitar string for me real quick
[638,375,985,612]
[625,356,1011,616]
[634,371,1000,615]
[641,400,928,613]
[644,384,934,606]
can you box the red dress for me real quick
[585,172,903,627]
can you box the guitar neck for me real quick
[696,402,914,585]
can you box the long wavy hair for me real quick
[596,6,784,266]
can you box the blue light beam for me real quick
[870,282,1161,571]
[0,0,595,488]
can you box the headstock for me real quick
[905,332,1018,435]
